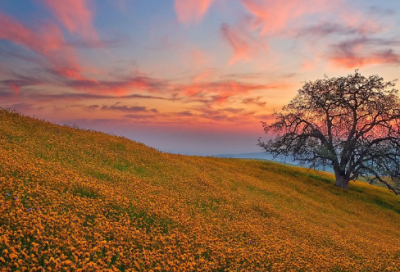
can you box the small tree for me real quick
[259,71,400,194]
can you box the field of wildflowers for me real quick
[1,108,400,271]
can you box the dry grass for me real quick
[1,108,400,271]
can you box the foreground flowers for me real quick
[1,108,400,271]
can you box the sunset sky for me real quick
[1,0,400,155]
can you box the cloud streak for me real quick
[239,0,334,35]
[64,76,168,95]
[328,37,400,68]
[0,79,41,94]
[294,22,380,38]
[175,0,215,24]
[30,93,170,102]
[178,80,276,104]
[0,12,64,56]
[242,96,267,107]
[101,104,158,113]
[220,23,267,65]
[42,0,98,40]
[330,49,400,68]
[0,11,85,81]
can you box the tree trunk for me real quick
[335,173,349,189]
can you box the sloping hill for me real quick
[1,108,400,271]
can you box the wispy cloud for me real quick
[178,80,274,104]
[186,48,211,68]
[239,0,335,35]
[192,105,257,122]
[0,12,64,56]
[42,0,98,41]
[242,96,267,107]
[101,104,158,113]
[30,93,170,102]
[328,37,400,68]
[174,110,194,117]
[64,76,168,95]
[0,11,85,80]
[294,22,380,38]
[0,43,45,66]
[330,49,400,68]
[220,23,267,65]
[300,60,318,71]
[288,3,392,41]
[0,79,41,94]
[0,89,14,99]
[123,114,157,119]
[174,0,215,24]
[65,33,130,49]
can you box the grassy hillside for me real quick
[1,108,400,271]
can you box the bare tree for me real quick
[259,71,400,194]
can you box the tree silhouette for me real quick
[259,71,400,194]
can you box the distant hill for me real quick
[215,152,296,164]
[215,152,335,173]
[1,108,400,271]
[215,151,274,159]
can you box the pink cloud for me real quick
[0,11,162,97]
[175,0,215,24]
[42,0,98,40]
[220,23,267,65]
[1,78,41,94]
[192,70,216,83]
[0,12,64,55]
[330,50,400,69]
[240,0,335,35]
[338,9,383,35]
[182,48,211,70]
[328,37,400,68]
[65,76,168,96]
[10,84,19,94]
[54,68,85,80]
[0,12,85,80]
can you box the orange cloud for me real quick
[180,80,278,104]
[301,60,317,71]
[42,0,98,40]
[220,23,267,65]
[175,0,215,24]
